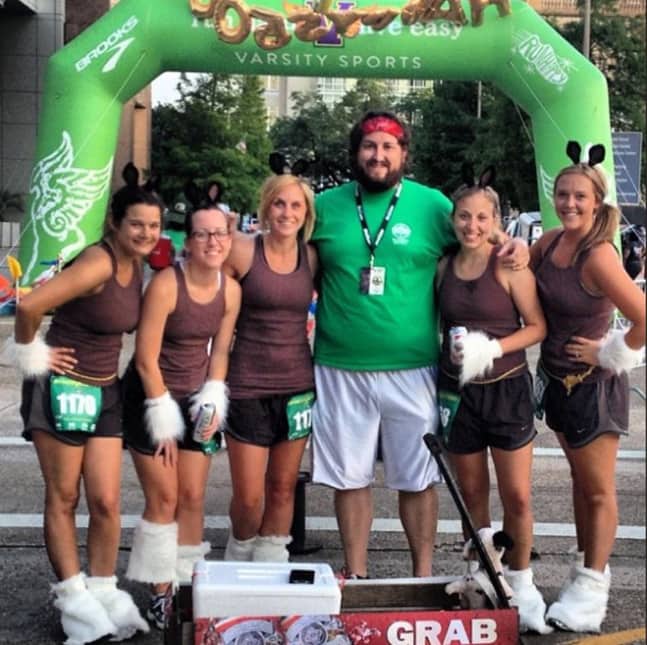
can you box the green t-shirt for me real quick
[312,179,454,371]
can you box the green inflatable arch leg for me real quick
[19,0,613,285]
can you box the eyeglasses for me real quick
[190,228,231,242]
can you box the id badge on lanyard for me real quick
[355,183,400,297]
[50,375,102,432]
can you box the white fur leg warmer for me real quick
[505,568,553,634]
[52,573,117,645]
[459,331,503,386]
[176,542,211,584]
[252,535,292,562]
[126,519,178,585]
[224,533,256,561]
[85,575,149,641]
[598,330,644,374]
[4,335,51,377]
[189,379,229,429]
[144,391,185,445]
[546,565,610,633]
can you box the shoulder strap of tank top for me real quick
[253,233,264,268]
[545,231,563,258]
[217,270,226,307]
[435,252,455,294]
[99,239,118,274]
[174,262,188,301]
[488,245,500,270]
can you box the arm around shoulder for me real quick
[529,228,560,270]
[224,232,255,280]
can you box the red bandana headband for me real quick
[361,116,404,141]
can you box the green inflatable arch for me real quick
[19,0,614,284]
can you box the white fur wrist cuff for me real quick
[189,379,229,429]
[598,330,644,374]
[8,335,51,377]
[144,391,185,445]
[460,331,503,387]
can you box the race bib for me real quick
[286,390,315,441]
[50,375,102,432]
[438,388,461,442]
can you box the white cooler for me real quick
[192,561,342,618]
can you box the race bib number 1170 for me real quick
[50,375,102,432]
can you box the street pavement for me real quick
[0,316,644,645]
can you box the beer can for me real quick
[193,403,216,443]
[449,326,467,365]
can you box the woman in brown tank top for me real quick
[530,143,645,633]
[10,164,162,644]
[124,198,241,629]
[437,171,549,633]
[222,174,318,563]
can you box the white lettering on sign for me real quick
[75,15,139,72]
[386,619,498,645]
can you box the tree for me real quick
[151,74,272,213]
[397,82,478,197]
[552,1,646,197]
[269,80,398,190]
[468,85,538,213]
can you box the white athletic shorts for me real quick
[311,365,441,492]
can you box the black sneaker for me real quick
[146,587,172,630]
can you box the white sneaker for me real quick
[546,565,610,633]
[505,568,553,634]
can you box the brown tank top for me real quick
[533,232,614,381]
[438,247,526,381]
[228,235,314,398]
[46,241,142,386]
[159,264,226,399]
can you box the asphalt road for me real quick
[0,319,644,645]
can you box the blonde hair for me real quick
[553,164,619,264]
[257,175,316,241]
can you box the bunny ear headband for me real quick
[269,152,311,177]
[566,140,606,166]
[143,173,161,194]
[183,179,209,210]
[121,162,140,187]
[461,162,497,188]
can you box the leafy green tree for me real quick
[397,82,478,197]
[152,74,272,213]
[552,1,646,196]
[468,85,539,213]
[269,79,397,189]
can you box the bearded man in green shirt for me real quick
[310,111,527,579]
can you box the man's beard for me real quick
[354,161,405,193]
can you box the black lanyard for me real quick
[354,182,402,268]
